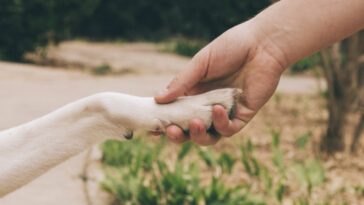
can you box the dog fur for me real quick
[0,88,242,196]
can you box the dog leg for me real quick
[0,88,241,196]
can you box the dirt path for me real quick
[25,41,325,94]
[0,56,324,204]
[26,41,190,74]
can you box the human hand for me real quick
[154,22,286,146]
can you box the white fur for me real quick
[0,88,241,197]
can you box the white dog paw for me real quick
[154,88,243,133]
[93,88,242,139]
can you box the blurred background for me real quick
[0,0,270,61]
[0,0,363,204]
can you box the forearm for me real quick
[251,0,364,68]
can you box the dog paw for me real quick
[93,88,242,138]
[154,88,243,133]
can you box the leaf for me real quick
[251,157,261,177]
[137,185,158,205]
[292,158,326,196]
[247,139,254,152]
[307,158,326,186]
[276,180,285,202]
[240,145,252,175]
[240,142,260,177]
[217,153,236,174]
[261,167,273,191]
[272,148,284,171]
[156,160,167,175]
[296,131,312,149]
[197,147,217,167]
[271,129,281,149]
[178,142,193,161]
[293,162,307,186]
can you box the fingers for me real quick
[150,127,190,144]
[184,83,220,96]
[189,119,221,146]
[212,105,246,137]
[165,125,190,144]
[154,48,209,104]
[165,119,221,146]
[160,105,247,146]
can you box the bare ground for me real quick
[0,41,344,205]
[25,41,190,74]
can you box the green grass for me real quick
[90,64,134,76]
[99,129,357,204]
[101,137,264,205]
[91,64,112,75]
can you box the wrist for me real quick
[234,17,287,75]
[248,16,290,73]
[74,93,131,141]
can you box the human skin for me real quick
[154,0,364,145]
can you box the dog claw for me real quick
[124,131,134,140]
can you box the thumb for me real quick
[154,49,209,104]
